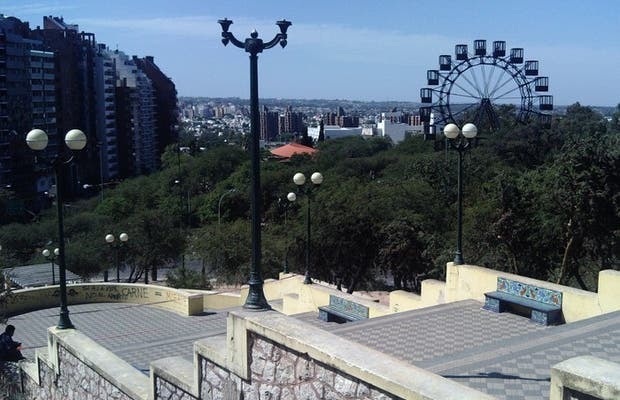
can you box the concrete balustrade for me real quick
[0,283,204,317]
[550,356,620,399]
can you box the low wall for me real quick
[444,263,620,323]
[0,283,203,317]
[550,356,620,400]
[181,310,496,400]
[17,311,497,400]
[279,278,390,317]
[21,327,149,400]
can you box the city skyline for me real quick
[5,0,620,106]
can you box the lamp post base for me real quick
[57,311,74,330]
[453,251,464,265]
[303,271,313,285]
[243,283,271,311]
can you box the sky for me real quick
[3,0,620,106]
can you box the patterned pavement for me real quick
[5,298,620,399]
[6,303,229,374]
[311,300,620,400]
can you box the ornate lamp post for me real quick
[293,172,323,284]
[105,233,129,282]
[218,17,291,310]
[42,247,60,285]
[281,192,297,274]
[26,128,87,329]
[443,123,478,265]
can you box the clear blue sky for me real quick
[5,1,620,106]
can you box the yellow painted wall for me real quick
[444,263,606,323]
[0,283,203,316]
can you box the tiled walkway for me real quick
[305,300,620,400]
[7,298,620,399]
[8,303,229,373]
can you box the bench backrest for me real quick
[329,294,369,319]
[497,277,562,307]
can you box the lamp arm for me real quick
[263,34,286,49]
[222,32,245,49]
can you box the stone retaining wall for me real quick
[22,345,135,400]
[203,333,397,400]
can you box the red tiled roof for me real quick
[270,143,317,159]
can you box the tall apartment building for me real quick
[322,107,359,128]
[93,44,119,181]
[279,106,304,135]
[260,105,279,140]
[0,16,36,195]
[29,48,59,192]
[134,55,178,162]
[0,14,176,210]
[33,16,99,196]
[113,50,157,176]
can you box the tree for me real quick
[549,134,620,288]
[375,219,432,291]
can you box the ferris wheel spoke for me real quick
[488,70,509,98]
[480,64,490,97]
[454,71,483,98]
[467,67,485,98]
[449,92,481,100]
[450,79,481,100]
[450,102,480,119]
[488,75,515,98]
[492,85,521,101]
[486,65,497,96]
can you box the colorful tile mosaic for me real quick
[497,277,562,306]
[328,295,369,319]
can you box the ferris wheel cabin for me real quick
[419,107,431,123]
[420,88,433,103]
[539,95,553,111]
[510,48,524,64]
[455,44,468,60]
[474,39,487,56]
[439,55,452,71]
[493,41,506,57]
[535,77,549,92]
[427,70,439,85]
[525,60,539,76]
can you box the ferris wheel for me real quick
[419,40,553,131]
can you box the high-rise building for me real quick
[113,50,157,176]
[279,106,304,136]
[134,56,178,163]
[94,44,119,181]
[260,105,279,141]
[33,16,99,196]
[0,16,36,195]
[0,14,177,207]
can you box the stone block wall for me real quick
[155,376,198,400]
[198,333,397,400]
[22,345,134,400]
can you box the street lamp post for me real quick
[26,128,87,329]
[218,188,237,226]
[218,17,291,310]
[443,123,478,265]
[293,172,323,284]
[283,192,297,274]
[105,233,129,282]
[42,247,60,285]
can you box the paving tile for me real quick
[5,302,229,373]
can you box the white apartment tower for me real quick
[112,50,157,176]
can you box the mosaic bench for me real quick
[483,277,563,325]
[318,294,369,323]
